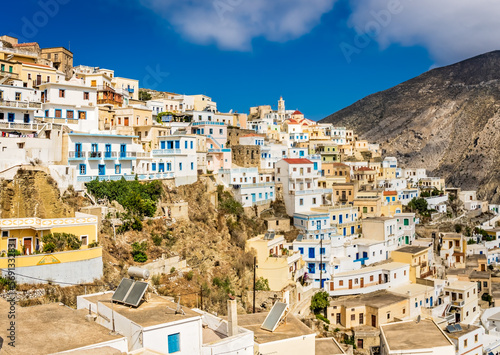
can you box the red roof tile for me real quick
[283,158,313,165]
[20,61,53,69]
[383,191,398,196]
[357,167,374,171]
[292,110,303,115]
[241,133,264,138]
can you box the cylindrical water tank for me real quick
[128,267,150,280]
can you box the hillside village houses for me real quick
[4,34,500,355]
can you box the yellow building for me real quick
[0,212,102,285]
[246,233,304,291]
[381,191,403,217]
[328,290,409,329]
[391,246,432,282]
[354,191,382,218]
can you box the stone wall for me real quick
[232,145,261,168]
[143,255,187,276]
[227,128,256,147]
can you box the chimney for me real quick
[227,299,238,337]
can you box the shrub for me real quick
[88,241,99,248]
[310,291,329,314]
[42,233,82,252]
[170,267,176,274]
[185,270,194,281]
[316,314,330,324]
[7,249,21,257]
[131,242,148,263]
[255,277,270,291]
[151,233,162,246]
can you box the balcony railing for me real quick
[153,149,182,155]
[88,151,102,159]
[118,152,136,159]
[103,152,117,159]
[69,151,86,159]
[0,100,41,109]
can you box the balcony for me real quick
[69,151,86,160]
[0,100,41,109]
[103,152,117,160]
[292,188,332,195]
[88,151,102,160]
[208,148,231,153]
[153,149,182,155]
[118,152,136,160]
[451,300,465,307]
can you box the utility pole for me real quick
[253,256,256,313]
[320,238,323,290]
[200,288,203,311]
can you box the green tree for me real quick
[131,241,148,263]
[310,291,329,314]
[408,197,428,214]
[255,277,270,291]
[139,90,152,101]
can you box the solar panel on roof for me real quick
[112,278,134,303]
[123,281,149,307]
[454,324,463,332]
[446,325,456,333]
[261,302,287,332]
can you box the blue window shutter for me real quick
[168,333,180,353]
[308,248,315,258]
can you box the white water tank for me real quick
[128,267,150,280]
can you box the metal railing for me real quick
[0,100,41,109]
[88,151,102,159]
[69,151,86,159]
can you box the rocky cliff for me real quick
[322,51,500,202]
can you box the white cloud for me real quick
[140,0,336,50]
[348,0,500,65]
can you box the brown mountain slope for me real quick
[321,51,500,202]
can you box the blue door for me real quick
[321,279,325,288]
[252,194,256,203]
[105,144,111,158]
[75,143,82,158]
[159,163,165,172]
[8,113,14,122]
[160,141,166,149]
[351,226,355,235]
[120,144,126,158]
[299,150,304,157]
[430,297,433,307]
[317,220,321,230]
[308,248,315,258]
[339,215,343,224]
[265,192,268,200]
[98,164,105,176]
[308,263,315,273]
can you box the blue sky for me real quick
[2,0,499,120]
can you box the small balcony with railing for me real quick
[0,100,41,110]
[88,151,102,160]
[118,151,137,160]
[103,151,117,160]
[69,151,86,160]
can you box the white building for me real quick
[0,80,41,124]
[152,134,198,186]
[36,77,98,132]
[66,132,142,190]
[276,158,330,216]
[219,167,275,207]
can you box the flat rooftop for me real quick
[234,312,314,344]
[331,290,407,308]
[315,338,345,355]
[0,299,123,354]
[394,245,429,254]
[333,262,408,277]
[445,280,475,291]
[381,319,453,351]
[445,324,480,340]
[390,283,434,297]
[83,292,200,328]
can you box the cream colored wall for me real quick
[256,334,315,355]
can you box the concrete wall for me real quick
[143,255,187,276]
[1,255,103,286]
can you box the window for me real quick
[339,280,344,286]
[387,312,391,319]
[45,110,49,118]
[312,198,316,204]
[115,165,121,174]
[7,238,16,250]
[79,164,86,175]
[67,110,74,119]
[59,89,65,98]
[299,199,304,206]
[152,163,157,171]
[179,163,182,170]
[81,235,88,246]
[15,92,21,101]
[370,275,374,281]
[83,92,89,100]
[167,333,180,353]
[320,248,325,255]
[2,231,9,238]
[351,314,355,321]
[55,109,62,118]
[475,334,478,342]
[359,313,363,324]
[78,111,86,119]
[463,339,467,348]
